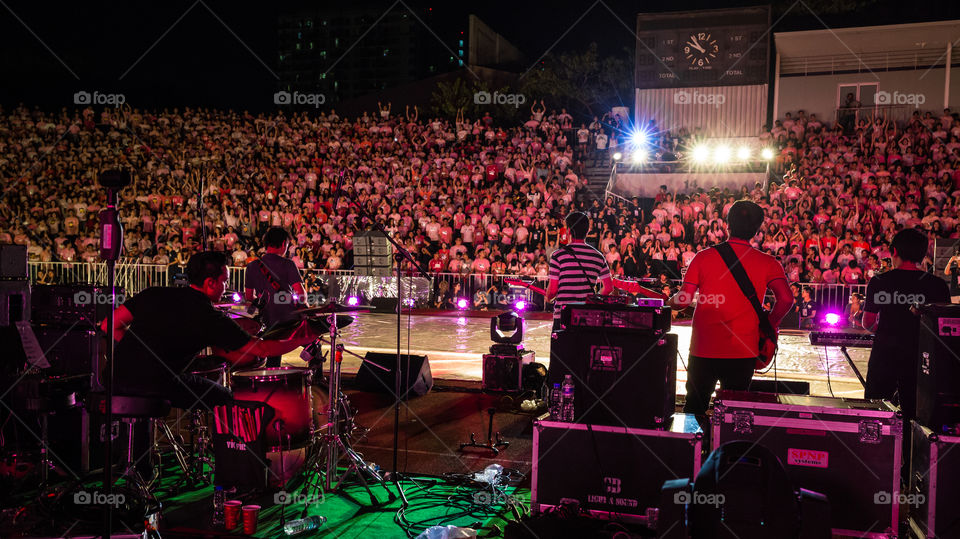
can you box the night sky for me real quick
[0,0,956,110]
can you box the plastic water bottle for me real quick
[561,375,575,422]
[284,515,327,536]
[212,485,225,526]
[549,383,562,419]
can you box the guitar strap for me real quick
[255,257,284,292]
[715,242,773,336]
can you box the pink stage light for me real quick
[824,313,840,326]
[456,298,469,309]
[514,300,527,311]
[346,296,360,306]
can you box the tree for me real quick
[520,43,633,120]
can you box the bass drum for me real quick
[231,368,314,452]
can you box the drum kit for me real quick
[199,297,392,504]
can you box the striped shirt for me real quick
[549,242,611,319]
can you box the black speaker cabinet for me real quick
[548,330,677,428]
[33,324,103,391]
[918,304,960,431]
[355,352,433,399]
[0,244,27,279]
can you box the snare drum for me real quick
[230,368,313,452]
[230,312,264,337]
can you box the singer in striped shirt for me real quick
[545,211,613,330]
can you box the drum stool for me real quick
[87,393,169,536]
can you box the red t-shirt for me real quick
[682,239,788,358]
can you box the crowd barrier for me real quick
[26,262,865,312]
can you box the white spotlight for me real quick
[761,147,775,161]
[737,146,751,161]
[713,145,731,164]
[691,145,710,163]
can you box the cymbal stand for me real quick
[318,314,392,504]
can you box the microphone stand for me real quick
[98,175,127,539]
[198,172,207,251]
[342,190,428,507]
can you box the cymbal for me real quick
[292,303,374,316]
[260,315,355,340]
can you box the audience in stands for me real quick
[1,103,955,302]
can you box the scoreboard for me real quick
[635,7,770,89]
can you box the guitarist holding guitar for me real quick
[543,212,613,331]
[667,200,794,420]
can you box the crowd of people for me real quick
[1,102,958,301]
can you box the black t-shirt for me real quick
[114,287,250,385]
[864,269,950,352]
[244,253,304,326]
[799,299,819,319]
[948,260,960,294]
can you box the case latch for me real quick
[859,420,883,444]
[733,411,754,434]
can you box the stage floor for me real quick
[280,313,870,399]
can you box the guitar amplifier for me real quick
[559,303,671,335]
[548,330,677,428]
[31,285,126,327]
[918,304,960,433]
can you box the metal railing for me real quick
[26,262,868,312]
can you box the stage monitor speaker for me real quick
[918,305,960,431]
[548,329,677,428]
[0,244,27,279]
[355,352,432,399]
[370,297,399,312]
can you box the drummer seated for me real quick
[102,251,318,411]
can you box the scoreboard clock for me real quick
[636,6,770,88]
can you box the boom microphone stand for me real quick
[341,189,428,507]
[98,169,131,539]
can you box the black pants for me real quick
[865,347,916,484]
[119,374,234,477]
[682,355,755,418]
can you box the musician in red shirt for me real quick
[668,201,794,418]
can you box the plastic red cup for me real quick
[224,500,242,530]
[241,504,260,535]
